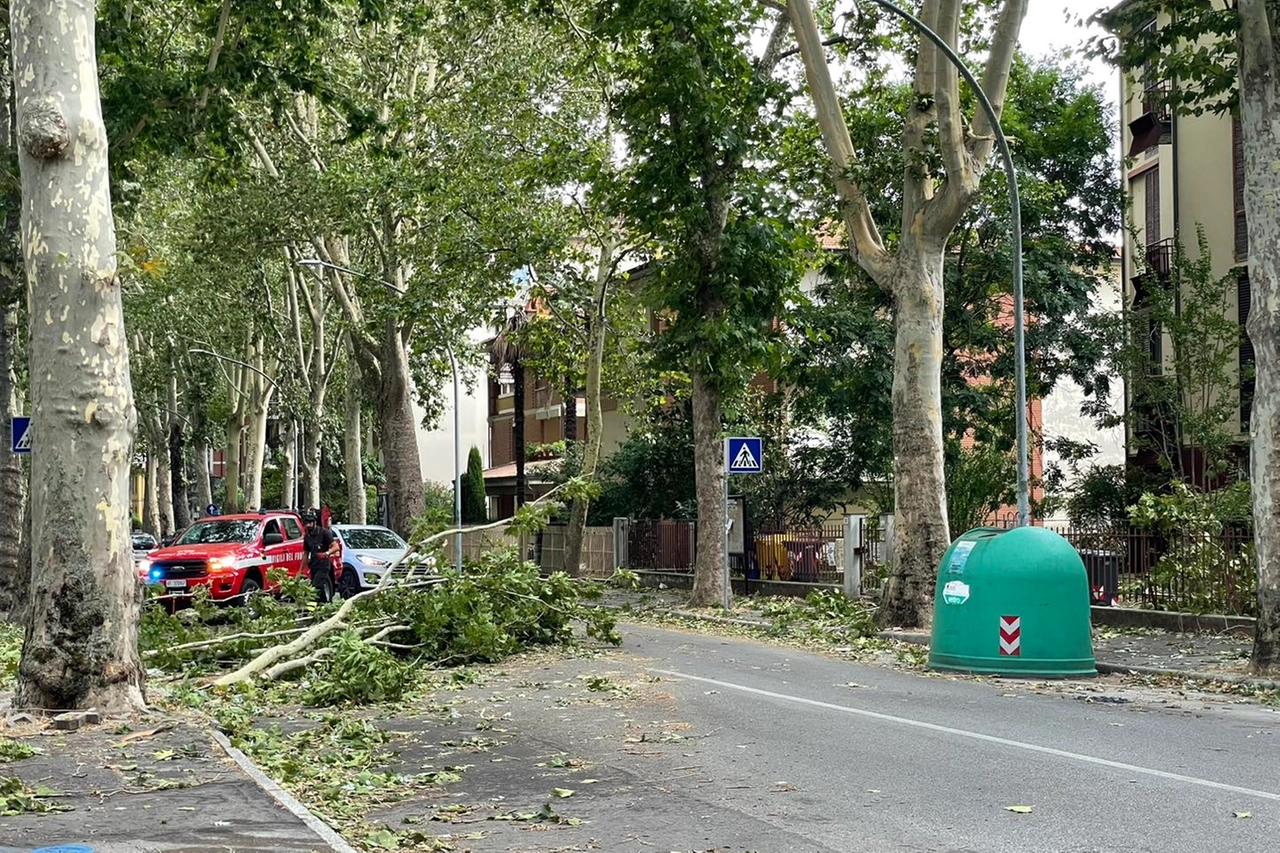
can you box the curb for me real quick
[1093,661,1280,690]
[629,604,1280,692]
[209,729,361,853]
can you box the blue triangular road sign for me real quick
[10,417,30,454]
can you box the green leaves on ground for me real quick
[302,631,416,707]
[0,777,69,815]
[1004,805,1034,814]
[759,590,877,644]
[0,738,37,763]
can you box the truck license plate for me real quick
[164,579,187,589]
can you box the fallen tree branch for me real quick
[256,624,412,681]
[213,489,565,687]
[141,625,323,657]
[262,647,335,680]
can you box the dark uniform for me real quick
[304,521,336,603]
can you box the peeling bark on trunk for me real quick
[10,0,145,710]
[224,413,243,513]
[167,376,189,531]
[0,19,27,623]
[787,0,1026,628]
[192,437,212,512]
[319,240,422,535]
[345,370,366,524]
[156,435,174,537]
[880,252,950,628]
[376,351,424,536]
[302,423,320,508]
[244,389,272,510]
[1239,0,1280,674]
[689,370,726,607]
[281,421,297,510]
[143,452,159,537]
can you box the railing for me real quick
[1140,82,1171,123]
[1145,237,1174,277]
[754,522,846,584]
[622,514,1256,617]
[626,519,697,572]
[993,519,1255,616]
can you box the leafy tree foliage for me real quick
[462,446,487,524]
[594,0,804,605]
[781,55,1120,511]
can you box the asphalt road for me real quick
[402,623,1280,853]
[620,623,1280,852]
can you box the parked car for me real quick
[132,532,158,565]
[138,511,343,603]
[332,524,412,597]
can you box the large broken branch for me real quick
[213,487,567,687]
[786,0,890,279]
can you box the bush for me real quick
[1130,482,1256,615]
[1148,536,1256,615]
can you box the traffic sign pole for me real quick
[722,440,730,611]
[722,437,764,610]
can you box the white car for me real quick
[132,532,158,566]
[333,524,410,597]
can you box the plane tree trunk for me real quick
[1238,0,1280,673]
[787,0,1027,627]
[10,0,145,711]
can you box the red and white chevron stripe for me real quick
[999,615,1021,656]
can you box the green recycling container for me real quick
[927,526,1096,678]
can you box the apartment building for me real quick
[1117,11,1252,483]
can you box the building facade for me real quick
[1117,9,1251,485]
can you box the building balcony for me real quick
[1128,83,1172,156]
[1145,238,1173,278]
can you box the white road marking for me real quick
[650,668,1280,803]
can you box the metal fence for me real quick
[621,513,1256,616]
[1040,522,1255,616]
[754,523,846,584]
[626,519,697,572]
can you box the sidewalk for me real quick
[601,586,1264,685]
[0,709,352,853]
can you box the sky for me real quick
[1018,0,1116,100]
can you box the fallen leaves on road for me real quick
[1234,811,1252,819]
[1005,805,1034,814]
[553,787,575,798]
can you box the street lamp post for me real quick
[296,258,464,569]
[864,0,1030,527]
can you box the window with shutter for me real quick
[1239,270,1255,430]
[1145,167,1160,245]
[1234,116,1248,261]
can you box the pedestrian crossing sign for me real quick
[10,417,29,454]
[725,436,763,474]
